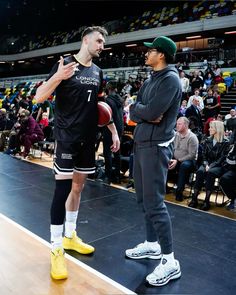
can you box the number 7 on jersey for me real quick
[87,90,92,102]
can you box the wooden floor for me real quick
[0,213,135,295]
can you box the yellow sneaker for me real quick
[63,231,95,254]
[50,247,68,280]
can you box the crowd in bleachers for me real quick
[0,61,236,212]
[1,0,236,55]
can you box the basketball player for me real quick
[125,36,182,286]
[35,26,120,280]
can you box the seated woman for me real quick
[188,120,230,211]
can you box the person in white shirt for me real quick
[187,88,204,111]
[179,71,189,100]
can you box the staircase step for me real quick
[221,93,236,99]
[220,101,235,104]
[221,102,236,106]
[221,97,236,101]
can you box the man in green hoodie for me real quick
[125,36,182,286]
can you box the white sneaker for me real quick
[125,241,161,259]
[146,258,181,286]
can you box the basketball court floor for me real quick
[0,152,236,295]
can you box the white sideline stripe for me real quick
[0,213,136,295]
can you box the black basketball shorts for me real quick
[53,140,96,179]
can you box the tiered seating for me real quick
[0,0,235,54]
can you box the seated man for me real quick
[168,117,199,201]
[220,141,236,211]
[225,108,236,142]
[2,110,19,153]
[15,109,44,159]
[185,97,203,132]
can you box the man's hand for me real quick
[54,56,78,81]
[110,133,120,152]
[168,159,178,170]
[149,114,163,124]
[106,123,120,152]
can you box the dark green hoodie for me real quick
[130,66,181,143]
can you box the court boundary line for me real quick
[0,213,136,295]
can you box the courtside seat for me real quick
[31,125,55,158]
[32,139,55,159]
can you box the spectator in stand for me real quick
[213,90,221,114]
[36,99,54,123]
[190,71,204,95]
[203,88,220,135]
[121,81,132,96]
[39,112,49,129]
[179,71,189,100]
[187,88,204,111]
[188,120,230,211]
[185,97,203,132]
[18,95,30,111]
[204,64,215,80]
[175,61,182,73]
[2,95,12,111]
[224,107,236,121]
[178,99,187,118]
[225,108,236,143]
[212,64,222,79]
[198,71,204,81]
[168,117,199,201]
[216,114,223,122]
[188,116,203,143]
[225,108,236,134]
[14,109,44,159]
[0,109,17,152]
[0,108,7,131]
[204,73,213,89]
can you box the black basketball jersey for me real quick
[47,55,103,142]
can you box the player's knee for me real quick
[71,183,83,196]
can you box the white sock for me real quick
[65,210,78,238]
[162,252,175,264]
[50,224,63,250]
[146,241,159,248]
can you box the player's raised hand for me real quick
[55,56,78,80]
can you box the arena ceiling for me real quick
[0,0,178,35]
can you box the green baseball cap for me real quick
[144,36,177,56]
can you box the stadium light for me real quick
[186,35,202,39]
[224,31,236,35]
[125,44,137,47]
